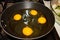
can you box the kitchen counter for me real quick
[43,0,60,37]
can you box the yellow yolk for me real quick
[13,14,22,21]
[22,26,33,36]
[30,10,38,16]
[38,16,46,24]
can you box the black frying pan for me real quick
[0,2,55,39]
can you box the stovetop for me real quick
[0,0,60,40]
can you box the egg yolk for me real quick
[30,10,38,16]
[22,26,33,36]
[13,14,22,21]
[38,16,46,24]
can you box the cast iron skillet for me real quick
[0,2,55,39]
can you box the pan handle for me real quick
[23,0,44,4]
[23,0,40,2]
